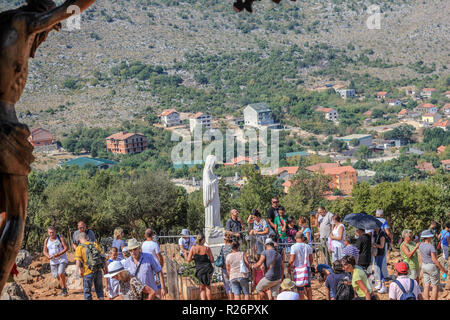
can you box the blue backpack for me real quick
[394,279,416,300]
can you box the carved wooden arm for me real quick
[29,0,96,34]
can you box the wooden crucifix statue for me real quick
[0,0,96,293]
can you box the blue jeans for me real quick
[222,269,232,294]
[230,277,250,295]
[83,270,104,300]
[375,255,385,283]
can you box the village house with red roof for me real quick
[415,103,438,114]
[159,109,181,127]
[316,107,339,121]
[441,159,450,171]
[432,119,450,131]
[376,91,389,99]
[189,112,212,133]
[106,131,148,155]
[28,127,56,147]
[415,162,436,174]
[224,156,254,166]
[420,88,437,98]
[437,145,446,155]
[440,103,450,117]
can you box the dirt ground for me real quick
[18,250,449,301]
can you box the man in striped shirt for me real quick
[343,236,359,265]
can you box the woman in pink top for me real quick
[226,241,251,300]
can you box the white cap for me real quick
[265,238,274,245]
[375,209,384,217]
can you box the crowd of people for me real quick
[34,201,449,301]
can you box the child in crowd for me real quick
[106,247,120,300]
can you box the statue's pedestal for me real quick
[204,227,225,260]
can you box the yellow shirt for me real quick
[75,241,103,276]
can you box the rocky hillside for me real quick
[0,0,449,137]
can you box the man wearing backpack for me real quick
[75,232,106,300]
[43,226,69,296]
[388,262,423,300]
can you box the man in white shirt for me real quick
[178,229,195,259]
[141,229,163,268]
[316,206,333,266]
[288,232,313,300]
[389,262,423,300]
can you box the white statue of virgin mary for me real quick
[203,155,222,229]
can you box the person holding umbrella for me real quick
[355,229,372,271]
[343,212,382,272]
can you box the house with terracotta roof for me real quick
[306,164,357,195]
[159,109,181,127]
[415,162,436,174]
[363,110,373,118]
[189,112,211,133]
[28,127,55,147]
[441,159,450,171]
[422,113,441,124]
[316,107,339,121]
[106,132,148,155]
[305,162,340,172]
[376,91,389,99]
[415,103,438,114]
[275,166,299,180]
[437,145,446,155]
[282,180,294,193]
[440,104,450,116]
[397,108,420,119]
[432,119,450,131]
[224,156,254,166]
[445,91,450,99]
[420,88,437,98]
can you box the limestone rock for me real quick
[0,282,30,300]
[65,265,83,290]
[16,268,33,284]
[15,250,33,268]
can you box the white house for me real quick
[316,107,339,121]
[420,88,437,98]
[387,99,402,107]
[160,109,181,127]
[189,112,212,133]
[336,89,355,99]
[414,103,438,114]
[244,103,275,128]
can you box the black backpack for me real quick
[335,276,354,300]
[80,243,105,272]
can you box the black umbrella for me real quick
[343,212,382,230]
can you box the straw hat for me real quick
[280,278,296,290]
